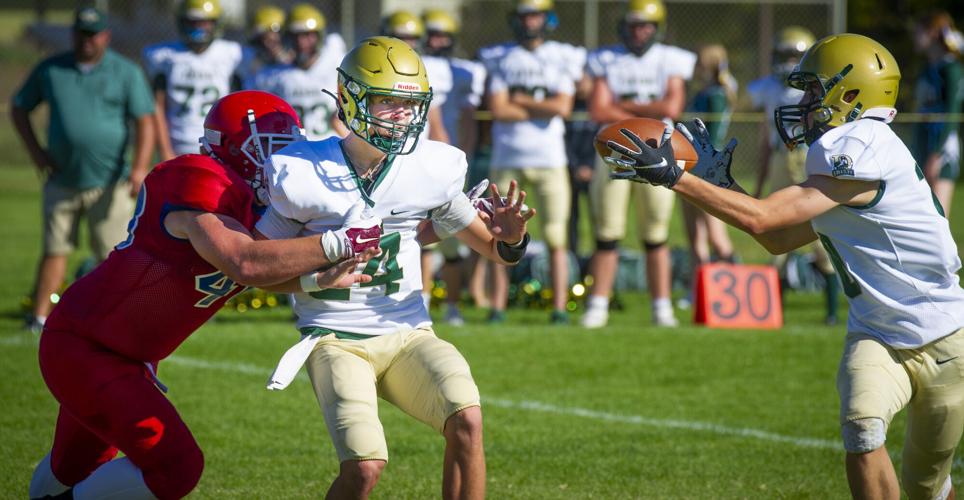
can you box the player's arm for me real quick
[427,106,450,143]
[588,77,634,123]
[129,114,155,197]
[511,91,574,119]
[617,76,686,120]
[164,210,334,287]
[488,89,530,121]
[454,181,535,265]
[673,173,879,254]
[152,81,176,161]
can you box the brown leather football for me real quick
[594,117,699,170]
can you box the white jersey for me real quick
[587,43,696,120]
[484,40,585,169]
[422,55,486,150]
[747,74,804,147]
[143,39,244,154]
[807,118,964,348]
[248,36,346,140]
[255,138,477,336]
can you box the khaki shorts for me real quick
[42,181,134,259]
[837,328,964,500]
[767,147,808,191]
[306,327,480,462]
[589,155,675,244]
[491,167,570,249]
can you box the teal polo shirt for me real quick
[13,49,154,190]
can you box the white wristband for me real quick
[299,272,322,292]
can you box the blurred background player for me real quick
[748,26,839,325]
[12,6,154,333]
[248,3,347,140]
[419,8,488,326]
[27,90,377,500]
[912,10,962,219]
[679,44,736,307]
[143,0,245,160]
[242,4,289,84]
[481,0,584,324]
[582,0,695,328]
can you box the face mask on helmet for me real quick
[201,91,307,204]
[337,70,432,155]
[775,66,853,149]
[508,10,558,42]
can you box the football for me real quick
[594,117,699,170]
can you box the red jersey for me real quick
[45,155,257,362]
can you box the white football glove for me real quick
[466,179,530,216]
[321,200,382,261]
[676,119,738,189]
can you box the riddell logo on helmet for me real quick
[394,82,421,91]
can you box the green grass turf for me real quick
[1,159,963,498]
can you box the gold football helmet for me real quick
[775,33,900,149]
[337,36,432,155]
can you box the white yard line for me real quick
[164,354,841,451]
[0,337,842,452]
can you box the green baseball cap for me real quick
[74,7,108,33]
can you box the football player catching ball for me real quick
[606,34,964,500]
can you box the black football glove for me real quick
[604,124,683,188]
[676,119,738,189]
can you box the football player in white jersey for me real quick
[143,0,245,160]
[748,26,841,325]
[255,37,534,499]
[606,34,964,500]
[483,0,585,324]
[581,0,696,329]
[248,3,347,140]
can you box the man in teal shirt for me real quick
[11,7,155,333]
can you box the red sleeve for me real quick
[149,158,255,230]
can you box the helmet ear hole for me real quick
[843,89,860,103]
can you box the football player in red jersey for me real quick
[29,90,382,500]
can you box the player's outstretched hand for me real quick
[315,247,379,289]
[606,124,683,187]
[676,119,738,189]
[322,200,383,261]
[480,180,536,244]
[467,178,531,218]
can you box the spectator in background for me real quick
[912,10,962,218]
[681,44,735,302]
[143,0,245,160]
[11,6,154,333]
[582,0,695,329]
[481,0,584,324]
[241,4,290,84]
[248,3,347,140]
[748,26,840,325]
[419,8,488,326]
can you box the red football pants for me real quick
[38,330,203,499]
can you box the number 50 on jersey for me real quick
[693,263,783,329]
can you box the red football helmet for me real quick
[201,90,306,204]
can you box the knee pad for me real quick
[643,240,667,251]
[595,239,618,251]
[841,418,887,453]
[142,440,204,499]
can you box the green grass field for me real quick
[1,160,962,499]
[1,27,964,498]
